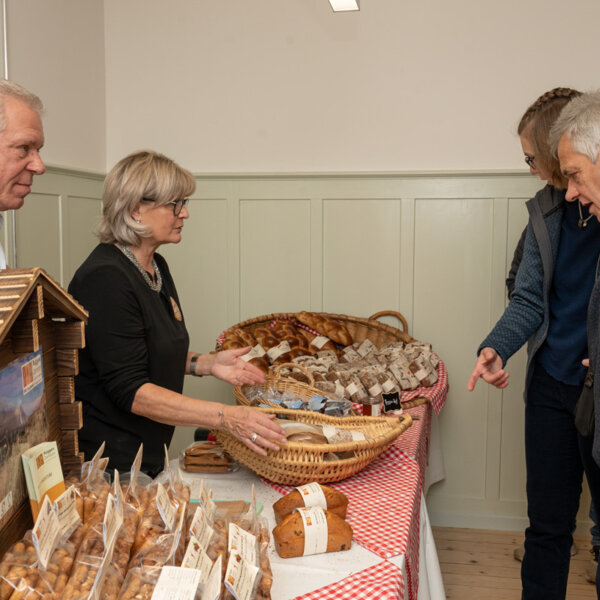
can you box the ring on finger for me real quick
[250,433,258,443]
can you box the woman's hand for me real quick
[210,348,266,386]
[221,404,286,456]
[467,347,509,391]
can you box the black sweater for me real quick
[68,243,189,476]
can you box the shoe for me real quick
[586,545,600,584]
[513,542,578,562]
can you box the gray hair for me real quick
[96,150,196,246]
[549,90,600,163]
[0,79,43,131]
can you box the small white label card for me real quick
[54,485,81,539]
[228,522,257,566]
[151,565,203,600]
[296,482,327,509]
[224,551,259,600]
[311,336,331,350]
[103,492,123,548]
[156,483,177,531]
[32,495,60,569]
[201,555,222,600]
[113,469,125,514]
[189,506,214,550]
[297,506,328,556]
[130,443,144,487]
[182,534,213,578]
[197,480,215,521]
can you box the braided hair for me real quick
[518,87,581,187]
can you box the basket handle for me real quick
[272,362,315,386]
[368,310,409,334]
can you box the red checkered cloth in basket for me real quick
[400,357,448,416]
[290,559,405,600]
[266,455,422,600]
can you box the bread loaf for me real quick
[272,508,352,558]
[296,312,353,346]
[273,484,348,524]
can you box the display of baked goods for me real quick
[180,440,237,473]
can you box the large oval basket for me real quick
[213,407,412,486]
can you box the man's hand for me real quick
[467,347,509,391]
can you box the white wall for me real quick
[104,0,600,172]
[5,0,106,172]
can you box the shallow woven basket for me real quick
[213,407,413,486]
[217,310,414,349]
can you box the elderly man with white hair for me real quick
[551,92,600,503]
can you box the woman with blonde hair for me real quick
[69,150,286,477]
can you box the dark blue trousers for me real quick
[522,361,600,599]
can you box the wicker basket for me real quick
[213,407,413,486]
[217,310,414,350]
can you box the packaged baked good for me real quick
[273,507,352,558]
[180,441,237,473]
[273,483,348,524]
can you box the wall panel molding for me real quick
[18,166,587,532]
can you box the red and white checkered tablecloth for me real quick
[266,454,422,600]
[290,559,405,600]
[401,357,448,415]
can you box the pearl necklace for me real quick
[116,244,163,292]
[578,200,594,229]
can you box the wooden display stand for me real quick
[0,267,88,558]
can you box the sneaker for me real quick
[586,545,600,584]
[513,542,578,562]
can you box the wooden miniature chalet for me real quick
[0,267,88,557]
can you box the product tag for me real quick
[241,344,266,361]
[266,341,291,362]
[382,378,396,394]
[151,565,203,600]
[113,470,125,515]
[296,482,327,509]
[103,492,123,547]
[156,483,177,531]
[197,481,216,521]
[224,551,259,600]
[54,485,81,540]
[130,444,144,487]
[228,522,258,565]
[311,336,330,350]
[182,534,213,577]
[368,382,383,397]
[32,495,60,569]
[201,556,222,600]
[346,381,359,396]
[297,506,328,556]
[189,506,215,549]
[383,391,402,412]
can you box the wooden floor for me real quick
[432,527,597,599]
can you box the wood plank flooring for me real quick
[432,527,597,599]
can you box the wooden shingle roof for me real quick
[0,267,88,345]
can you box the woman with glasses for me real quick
[68,150,286,477]
[468,88,600,599]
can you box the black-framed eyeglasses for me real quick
[142,197,189,216]
[524,154,536,169]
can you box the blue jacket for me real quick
[479,184,564,400]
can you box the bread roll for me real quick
[273,484,348,524]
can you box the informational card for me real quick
[103,492,123,547]
[32,495,60,569]
[54,485,81,540]
[189,506,214,550]
[150,565,203,600]
[156,483,177,531]
[228,522,257,566]
[181,534,213,578]
[224,551,259,600]
[22,441,66,521]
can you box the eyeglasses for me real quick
[142,197,189,216]
[524,154,536,169]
